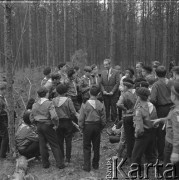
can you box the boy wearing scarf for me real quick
[31,87,64,169]
[132,87,157,167]
[79,85,106,172]
[117,78,136,161]
[53,84,77,163]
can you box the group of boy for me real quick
[1,60,179,177]
[114,62,179,178]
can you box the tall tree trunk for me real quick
[63,1,67,62]
[29,4,32,67]
[46,3,51,66]
[110,0,115,64]
[4,0,15,156]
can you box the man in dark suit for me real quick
[100,59,120,122]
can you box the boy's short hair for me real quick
[136,62,144,67]
[58,63,66,70]
[23,111,31,125]
[123,78,134,88]
[146,75,156,85]
[51,73,61,81]
[134,77,146,84]
[56,84,68,95]
[67,68,75,78]
[125,68,134,76]
[74,66,79,71]
[155,66,167,78]
[37,87,48,98]
[91,64,97,70]
[172,66,179,75]
[135,81,149,89]
[142,66,152,74]
[26,98,35,110]
[104,59,111,64]
[136,87,150,101]
[152,61,160,68]
[43,67,51,76]
[0,82,7,90]
[84,66,92,73]
[90,85,100,96]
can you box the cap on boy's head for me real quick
[156,66,167,78]
[84,66,92,73]
[126,68,134,76]
[146,75,156,85]
[90,85,100,96]
[56,84,68,95]
[123,78,134,88]
[58,63,66,70]
[51,73,61,81]
[37,87,48,98]
[0,82,7,90]
[67,68,75,78]
[23,111,31,125]
[172,66,179,75]
[136,87,150,101]
[171,80,179,97]
[142,66,152,74]
[43,67,51,76]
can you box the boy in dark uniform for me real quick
[53,84,78,163]
[79,85,106,172]
[150,66,173,161]
[132,87,157,167]
[0,82,8,158]
[117,78,136,161]
[31,87,64,169]
[79,66,92,103]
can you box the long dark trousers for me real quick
[132,128,156,165]
[123,116,135,159]
[56,119,73,162]
[37,123,64,167]
[83,124,101,171]
[155,104,172,161]
[0,133,8,158]
[163,141,179,179]
[103,94,118,122]
[19,141,40,159]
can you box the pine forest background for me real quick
[0,0,179,73]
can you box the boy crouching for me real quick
[31,87,65,169]
[79,85,106,172]
[53,84,77,163]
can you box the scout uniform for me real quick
[117,78,136,159]
[0,83,8,158]
[79,97,106,172]
[150,77,173,161]
[79,75,91,103]
[53,96,77,163]
[132,87,157,166]
[16,112,39,159]
[66,78,80,112]
[163,83,179,178]
[31,88,64,169]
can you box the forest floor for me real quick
[0,131,118,180]
[0,130,157,180]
